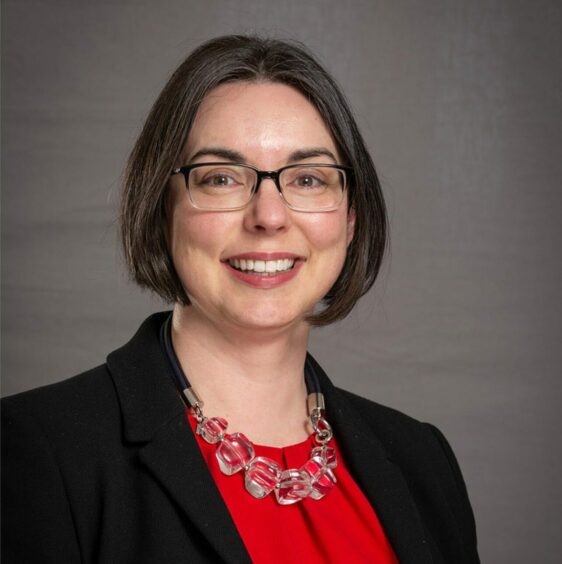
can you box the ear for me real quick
[346,207,356,246]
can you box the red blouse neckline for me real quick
[187,411,398,564]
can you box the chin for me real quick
[223,303,310,332]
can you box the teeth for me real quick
[229,258,295,274]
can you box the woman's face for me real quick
[167,81,354,332]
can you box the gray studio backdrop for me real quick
[2,1,561,562]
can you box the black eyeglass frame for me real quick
[170,162,353,212]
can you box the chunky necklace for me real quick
[161,315,338,505]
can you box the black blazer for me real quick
[2,313,479,563]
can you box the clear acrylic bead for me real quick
[245,456,282,499]
[274,469,311,505]
[302,457,337,500]
[311,445,337,469]
[310,467,337,500]
[197,417,228,444]
[216,433,255,475]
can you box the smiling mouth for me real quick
[228,258,296,275]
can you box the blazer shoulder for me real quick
[334,386,468,494]
[2,364,120,443]
[335,386,432,439]
[336,387,479,560]
[1,367,118,564]
[3,363,112,406]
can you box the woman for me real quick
[2,35,479,563]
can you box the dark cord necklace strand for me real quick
[159,313,338,505]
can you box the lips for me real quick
[223,253,304,287]
[228,257,295,275]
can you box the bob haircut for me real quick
[121,35,388,326]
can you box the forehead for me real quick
[184,81,339,164]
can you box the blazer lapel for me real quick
[107,313,251,564]
[137,412,251,563]
[309,354,437,564]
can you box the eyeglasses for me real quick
[170,162,352,212]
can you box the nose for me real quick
[243,178,291,234]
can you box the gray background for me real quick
[2,1,561,562]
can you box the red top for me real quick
[188,414,398,563]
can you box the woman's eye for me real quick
[297,176,314,186]
[203,174,235,186]
[294,174,325,188]
[190,166,248,191]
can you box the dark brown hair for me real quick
[120,35,388,325]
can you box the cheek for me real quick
[307,209,349,246]
[169,200,231,260]
[303,211,350,269]
[167,211,230,299]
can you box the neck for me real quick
[171,304,312,447]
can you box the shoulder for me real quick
[336,386,479,558]
[2,363,116,415]
[2,364,120,451]
[336,386,465,478]
[2,366,120,563]
[336,386,437,442]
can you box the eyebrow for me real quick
[188,147,339,165]
[189,147,246,163]
[287,148,338,164]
